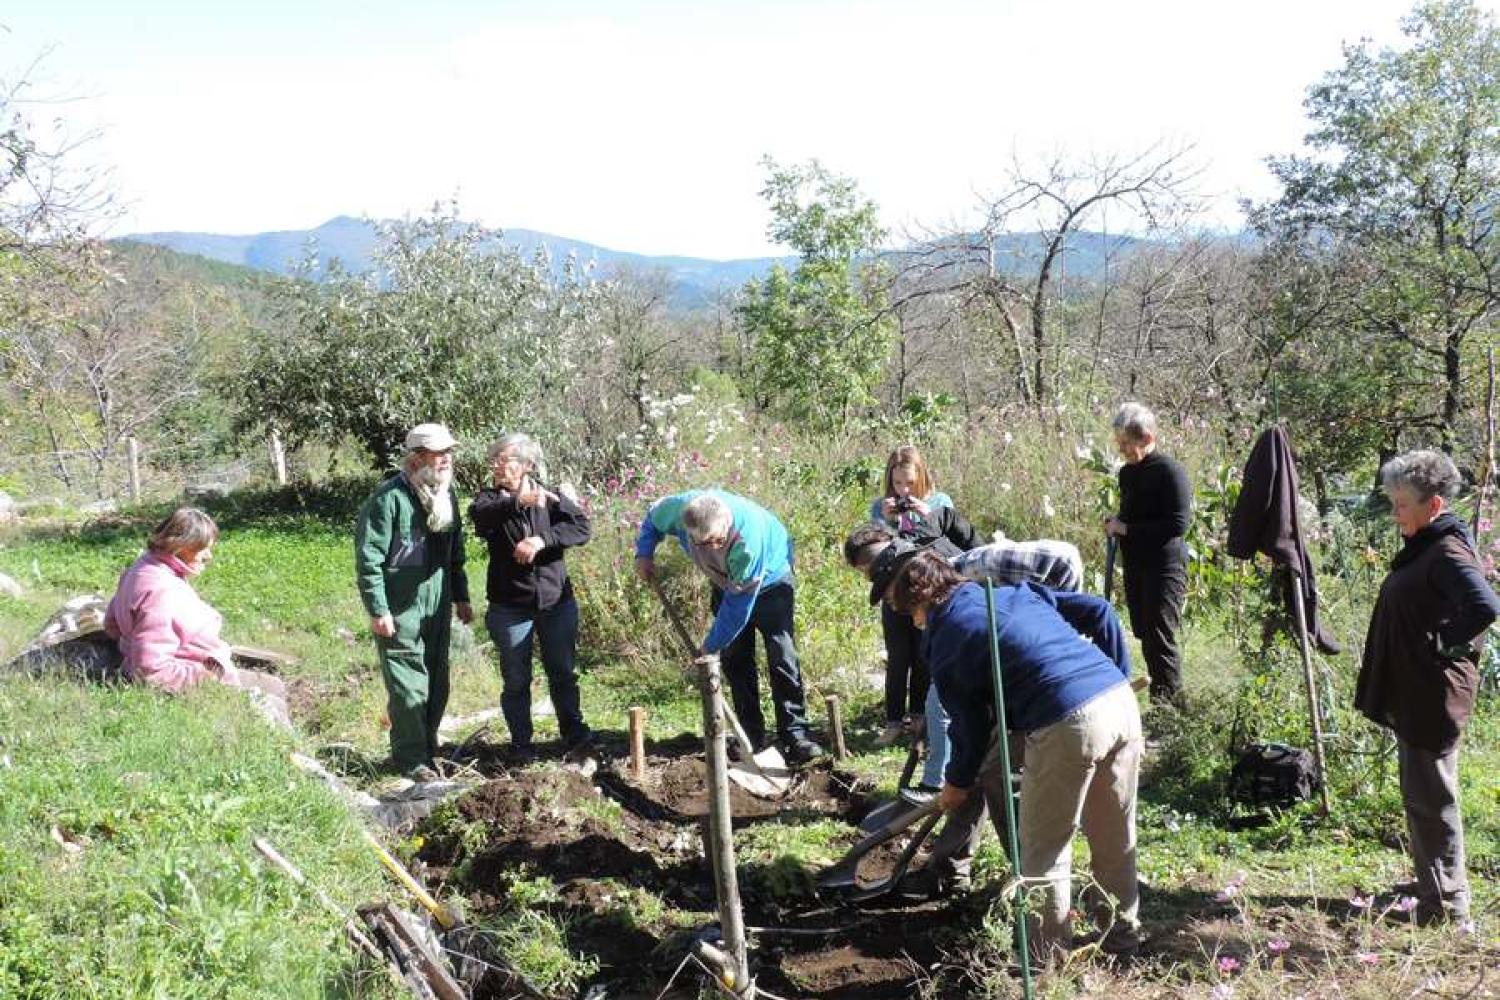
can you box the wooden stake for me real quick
[269,430,288,486]
[698,655,754,998]
[126,436,142,503]
[628,706,646,780]
[824,694,847,761]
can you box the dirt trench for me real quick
[415,738,978,999]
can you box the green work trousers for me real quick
[378,606,452,771]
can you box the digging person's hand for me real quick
[370,614,396,638]
[938,783,971,814]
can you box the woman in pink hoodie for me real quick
[105,508,287,714]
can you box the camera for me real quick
[894,496,917,513]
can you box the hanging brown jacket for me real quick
[1356,514,1497,753]
[1226,425,1341,654]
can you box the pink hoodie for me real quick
[104,550,234,693]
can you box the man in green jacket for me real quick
[355,423,473,781]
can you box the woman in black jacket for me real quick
[1357,450,1497,926]
[1103,403,1192,705]
[470,433,593,755]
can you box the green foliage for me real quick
[737,158,895,430]
[1254,0,1500,453]
[233,205,604,472]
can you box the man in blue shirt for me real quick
[870,543,1144,963]
[636,490,822,763]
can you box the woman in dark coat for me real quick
[470,432,593,756]
[1103,403,1192,704]
[1357,450,1497,926]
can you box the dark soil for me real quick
[414,739,970,999]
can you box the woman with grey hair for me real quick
[1103,402,1192,705]
[1356,449,1497,925]
[469,433,593,757]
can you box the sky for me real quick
[2,0,1487,259]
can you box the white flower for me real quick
[1042,495,1056,518]
[1003,431,1014,445]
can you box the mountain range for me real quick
[120,215,1148,307]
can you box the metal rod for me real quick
[698,654,754,998]
[983,580,1034,998]
[1289,580,1333,816]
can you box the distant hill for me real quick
[119,216,1158,307]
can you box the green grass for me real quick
[0,412,1497,998]
[0,677,397,999]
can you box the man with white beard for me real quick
[356,423,473,781]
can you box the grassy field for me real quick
[0,411,1496,997]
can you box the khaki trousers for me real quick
[1018,682,1143,960]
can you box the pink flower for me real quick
[1459,919,1477,935]
[1393,895,1417,913]
[1265,938,1290,954]
[1349,893,1372,910]
[1211,986,1234,1000]
[1216,956,1240,975]
[1214,885,1240,902]
[1354,950,1379,965]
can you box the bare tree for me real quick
[894,144,1200,409]
[0,51,114,259]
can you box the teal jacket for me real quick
[635,489,792,653]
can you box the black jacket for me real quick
[895,504,982,558]
[1117,452,1191,567]
[1356,514,1498,752]
[1226,425,1340,654]
[469,486,591,611]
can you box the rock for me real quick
[79,498,117,515]
[0,573,21,599]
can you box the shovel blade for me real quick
[726,765,790,799]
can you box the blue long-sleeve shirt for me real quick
[635,490,793,653]
[924,582,1131,788]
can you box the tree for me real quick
[737,158,894,429]
[234,205,603,473]
[0,54,112,259]
[1251,0,1500,453]
[0,244,233,495]
[896,145,1198,408]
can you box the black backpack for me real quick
[1228,741,1319,812]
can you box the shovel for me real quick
[1103,535,1118,602]
[817,796,943,901]
[857,728,927,835]
[647,578,792,799]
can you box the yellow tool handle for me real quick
[362,829,458,930]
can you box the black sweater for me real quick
[1117,452,1192,566]
[469,487,591,611]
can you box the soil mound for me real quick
[416,749,970,999]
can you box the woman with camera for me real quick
[867,445,981,780]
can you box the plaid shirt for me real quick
[949,538,1083,593]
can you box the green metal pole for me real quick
[984,579,1034,998]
